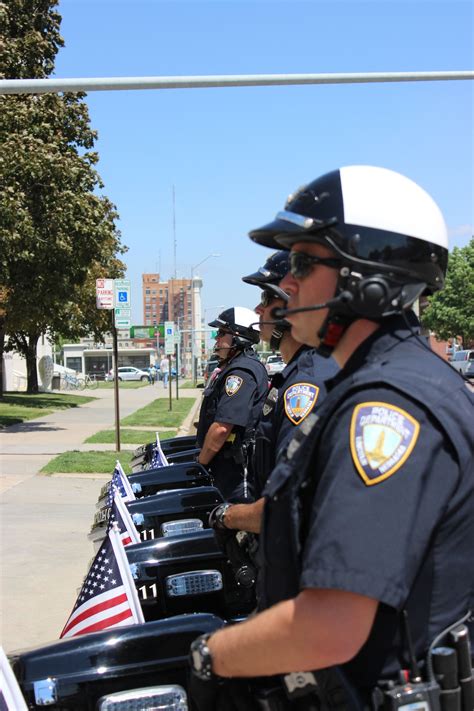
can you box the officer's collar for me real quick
[325,312,422,390]
[286,344,310,367]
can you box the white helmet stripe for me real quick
[340,166,448,248]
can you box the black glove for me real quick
[209,503,232,530]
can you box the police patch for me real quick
[225,375,243,397]
[350,402,420,486]
[283,383,319,425]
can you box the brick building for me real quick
[142,273,203,375]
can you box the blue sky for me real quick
[55,0,473,324]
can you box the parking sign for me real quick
[114,279,131,308]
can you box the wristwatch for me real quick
[209,503,232,529]
[189,633,214,681]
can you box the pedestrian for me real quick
[147,366,154,385]
[189,166,474,710]
[159,355,170,389]
[196,306,268,502]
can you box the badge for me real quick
[350,402,420,486]
[283,382,319,425]
[225,375,243,396]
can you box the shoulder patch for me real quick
[225,374,243,397]
[350,402,420,486]
[284,382,319,425]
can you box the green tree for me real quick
[0,1,127,393]
[421,238,474,347]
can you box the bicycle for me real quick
[62,373,81,390]
[84,374,99,390]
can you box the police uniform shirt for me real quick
[253,346,338,498]
[211,352,268,430]
[261,315,474,691]
[197,349,268,501]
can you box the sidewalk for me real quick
[0,383,202,652]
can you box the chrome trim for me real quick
[276,209,314,229]
[160,518,203,537]
[165,570,223,597]
[34,678,57,706]
[98,684,188,710]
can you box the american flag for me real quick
[106,489,141,546]
[60,526,144,639]
[150,433,169,469]
[0,646,27,710]
[111,460,135,501]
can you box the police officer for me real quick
[211,251,338,534]
[196,306,268,502]
[189,166,474,709]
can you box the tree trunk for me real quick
[26,332,40,393]
[0,320,5,398]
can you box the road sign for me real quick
[115,307,131,318]
[96,278,115,309]
[114,279,131,308]
[114,317,131,329]
[165,321,175,354]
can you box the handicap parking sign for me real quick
[118,291,127,302]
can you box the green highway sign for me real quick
[130,325,164,338]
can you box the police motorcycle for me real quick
[130,434,199,472]
[8,612,224,709]
[90,487,257,623]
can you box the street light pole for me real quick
[191,253,220,383]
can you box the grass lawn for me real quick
[121,397,195,428]
[41,450,133,475]
[85,428,177,444]
[0,392,97,429]
[97,380,150,389]
[180,380,204,389]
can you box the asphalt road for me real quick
[0,384,201,652]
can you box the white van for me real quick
[449,349,474,374]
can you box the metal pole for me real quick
[112,317,121,452]
[168,354,172,411]
[175,342,179,400]
[1,71,473,95]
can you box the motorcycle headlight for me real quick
[161,519,203,537]
[165,570,223,597]
[98,684,187,710]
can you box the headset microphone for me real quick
[272,291,353,319]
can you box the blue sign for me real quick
[117,291,128,303]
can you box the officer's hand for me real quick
[209,503,231,530]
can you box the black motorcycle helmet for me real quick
[209,307,260,357]
[249,166,449,355]
[242,251,291,351]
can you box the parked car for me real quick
[105,366,150,382]
[265,353,285,376]
[449,349,474,375]
[465,359,474,382]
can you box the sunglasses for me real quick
[289,251,341,279]
[259,290,278,308]
[216,329,230,339]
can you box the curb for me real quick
[177,392,202,436]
